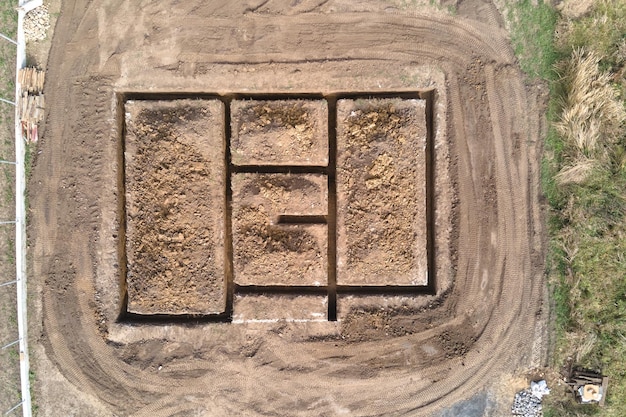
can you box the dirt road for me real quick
[29,0,547,415]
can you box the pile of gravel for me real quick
[24,5,50,42]
[511,390,543,417]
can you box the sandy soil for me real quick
[231,99,328,166]
[232,173,328,287]
[28,0,548,415]
[124,100,226,315]
[337,98,428,286]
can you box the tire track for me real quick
[31,1,545,415]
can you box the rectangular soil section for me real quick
[124,99,226,315]
[232,173,328,286]
[336,98,428,286]
[233,294,327,322]
[230,99,328,166]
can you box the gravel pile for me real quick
[24,5,50,42]
[511,390,543,417]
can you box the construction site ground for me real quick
[27,0,548,416]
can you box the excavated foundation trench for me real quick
[119,92,435,323]
[30,1,546,416]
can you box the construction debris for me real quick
[511,390,543,417]
[18,68,45,143]
[24,4,51,42]
[567,369,608,406]
[511,380,550,417]
[530,380,550,399]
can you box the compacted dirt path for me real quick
[29,1,547,415]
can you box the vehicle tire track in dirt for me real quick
[30,1,546,415]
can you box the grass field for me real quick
[509,0,626,415]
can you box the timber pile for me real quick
[18,68,45,143]
[18,67,45,93]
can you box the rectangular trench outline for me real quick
[116,91,436,323]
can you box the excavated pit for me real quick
[31,3,546,415]
[120,93,434,322]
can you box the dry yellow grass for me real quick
[556,49,624,154]
[555,157,596,185]
[554,49,625,183]
[541,2,626,415]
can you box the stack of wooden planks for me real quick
[18,67,45,93]
[18,67,45,143]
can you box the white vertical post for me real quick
[14,2,42,417]
[14,3,29,416]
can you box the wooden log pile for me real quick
[18,67,45,93]
[18,68,45,143]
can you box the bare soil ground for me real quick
[231,99,328,166]
[124,99,225,315]
[28,0,548,415]
[337,98,428,286]
[232,173,328,287]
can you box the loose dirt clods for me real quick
[232,173,328,286]
[123,96,431,315]
[230,100,328,166]
[124,100,226,315]
[337,99,428,286]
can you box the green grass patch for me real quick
[29,368,38,416]
[543,104,626,413]
[0,0,17,100]
[509,0,559,80]
[0,0,17,39]
[2,163,14,205]
[510,0,626,415]
[564,0,626,73]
